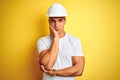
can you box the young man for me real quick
[37,3,85,80]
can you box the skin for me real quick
[38,17,85,76]
[49,17,66,38]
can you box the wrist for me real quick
[54,37,59,40]
[52,69,56,76]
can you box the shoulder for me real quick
[37,35,50,43]
[65,33,81,46]
[66,33,80,42]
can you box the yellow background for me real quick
[0,0,120,80]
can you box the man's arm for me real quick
[39,26,59,70]
[54,56,85,76]
[41,56,85,76]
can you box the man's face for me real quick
[49,17,66,34]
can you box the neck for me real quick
[58,31,66,38]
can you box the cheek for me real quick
[60,22,65,27]
[49,23,54,27]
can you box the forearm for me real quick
[40,56,85,77]
[54,56,85,77]
[39,38,59,70]
[55,64,83,77]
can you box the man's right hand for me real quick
[50,26,59,39]
[40,65,55,76]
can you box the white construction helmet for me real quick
[47,3,68,17]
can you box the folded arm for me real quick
[39,26,59,70]
[39,38,59,70]
[55,56,85,76]
[40,56,85,77]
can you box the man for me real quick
[37,3,85,80]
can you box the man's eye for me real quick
[51,20,55,23]
[59,20,63,22]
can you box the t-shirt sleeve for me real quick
[72,38,84,56]
[37,39,48,54]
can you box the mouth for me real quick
[55,29,60,31]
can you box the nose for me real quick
[55,22,59,28]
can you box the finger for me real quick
[46,71,53,76]
[40,65,48,73]
[49,25,53,30]
[40,65,46,72]
[50,27,57,37]
[49,26,56,32]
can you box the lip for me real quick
[55,29,59,31]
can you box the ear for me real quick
[64,18,66,25]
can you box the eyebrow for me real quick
[50,18,64,21]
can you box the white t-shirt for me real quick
[37,33,84,80]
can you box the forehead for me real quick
[49,17,65,20]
